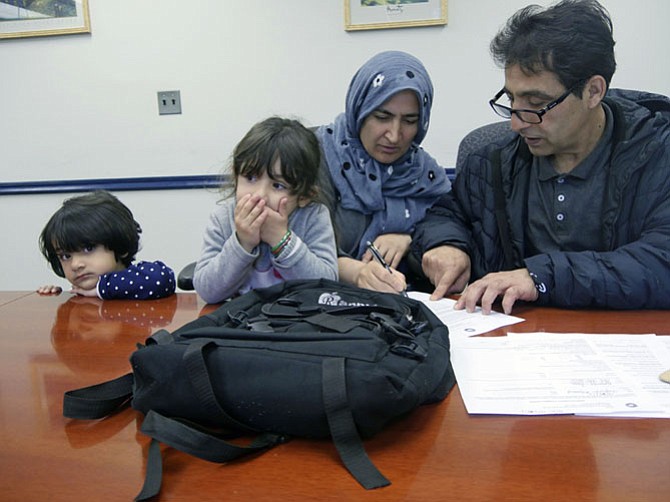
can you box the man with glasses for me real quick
[411,0,670,312]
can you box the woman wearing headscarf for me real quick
[317,50,451,294]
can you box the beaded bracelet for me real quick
[271,229,292,257]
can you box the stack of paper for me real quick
[451,333,670,417]
[406,292,670,418]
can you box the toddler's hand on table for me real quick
[70,286,100,298]
[36,285,63,295]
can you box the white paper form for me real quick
[407,291,524,342]
[572,334,670,418]
[452,333,663,416]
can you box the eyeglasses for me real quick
[489,83,580,124]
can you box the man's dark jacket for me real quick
[411,89,670,309]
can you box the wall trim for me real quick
[0,170,455,196]
[0,175,224,195]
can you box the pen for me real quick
[366,241,409,297]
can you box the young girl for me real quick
[193,116,338,304]
[38,190,176,300]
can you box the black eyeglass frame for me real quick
[489,83,582,124]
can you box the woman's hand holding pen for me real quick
[355,260,407,295]
[360,240,408,296]
[361,233,411,269]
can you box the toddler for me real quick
[38,190,176,300]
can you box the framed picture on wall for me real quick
[345,0,447,31]
[0,0,90,39]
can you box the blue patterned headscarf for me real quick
[317,50,450,258]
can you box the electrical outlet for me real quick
[157,90,182,115]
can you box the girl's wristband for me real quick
[271,229,292,257]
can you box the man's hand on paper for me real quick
[422,245,471,300]
[455,268,539,315]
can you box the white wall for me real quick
[2,0,669,290]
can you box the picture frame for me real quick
[345,0,447,32]
[0,0,90,40]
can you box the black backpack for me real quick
[63,279,455,500]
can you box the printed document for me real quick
[451,333,670,417]
[407,291,524,341]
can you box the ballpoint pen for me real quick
[365,241,409,297]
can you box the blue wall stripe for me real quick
[0,175,225,195]
[0,170,456,196]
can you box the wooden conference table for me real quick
[1,291,669,501]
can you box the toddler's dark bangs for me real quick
[50,216,106,253]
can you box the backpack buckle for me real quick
[369,312,415,339]
[228,311,249,327]
[390,340,427,360]
[409,320,429,336]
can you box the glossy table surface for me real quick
[1,292,669,501]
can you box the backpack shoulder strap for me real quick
[63,373,134,419]
[135,411,286,501]
[322,357,390,490]
[62,329,176,420]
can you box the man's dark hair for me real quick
[490,0,616,94]
[39,190,142,277]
